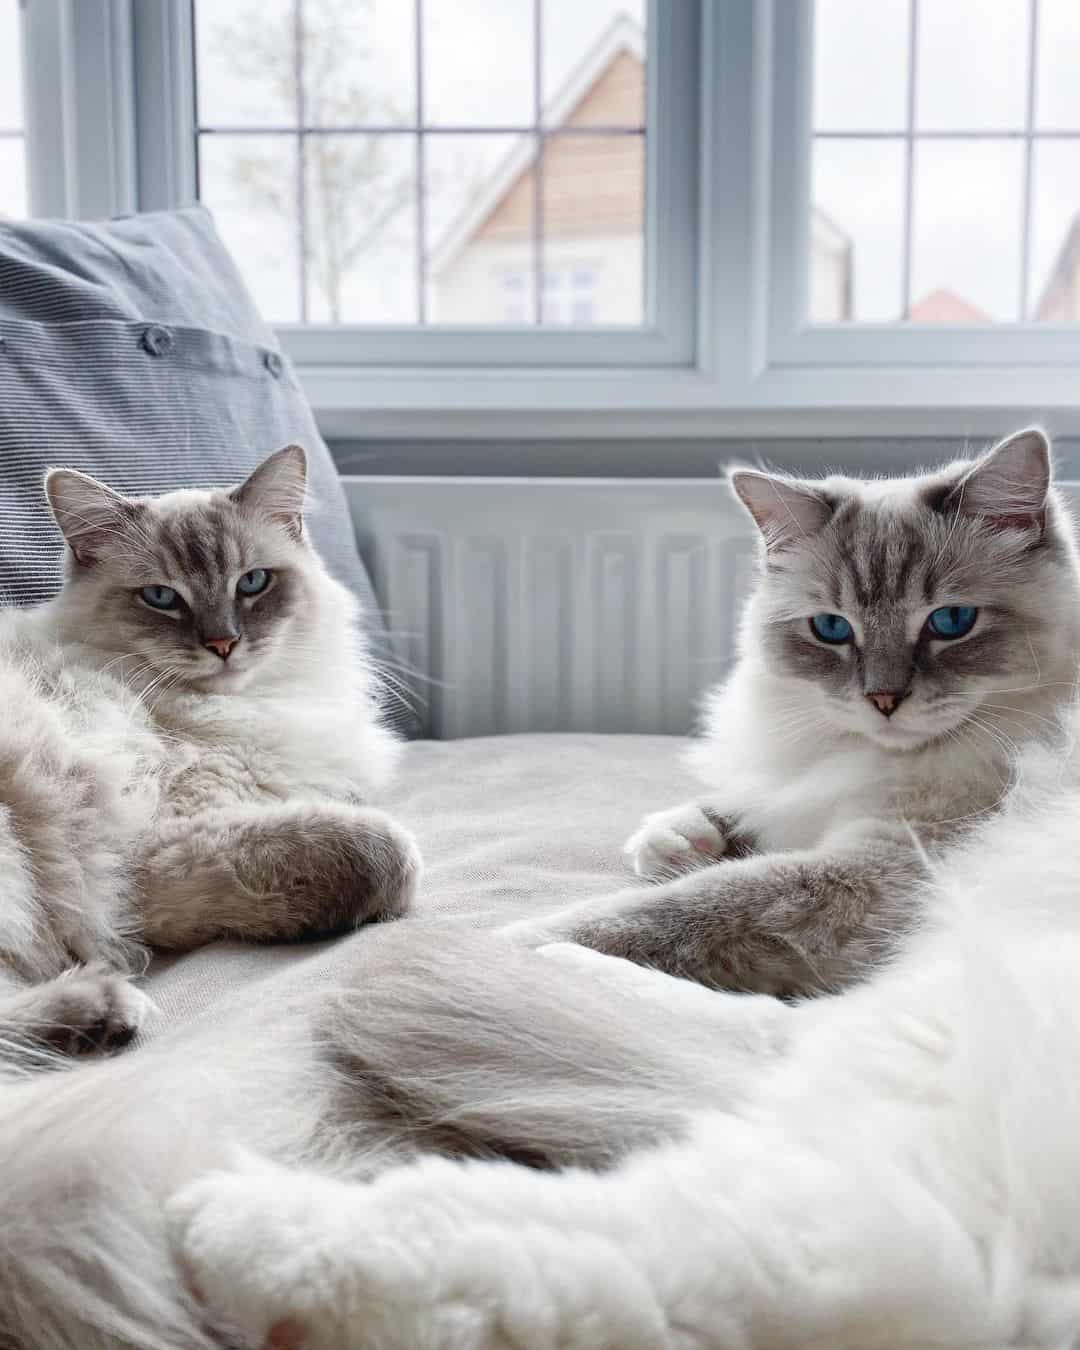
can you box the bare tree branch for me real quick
[209,0,416,320]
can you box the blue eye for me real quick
[809,613,853,644]
[928,605,978,639]
[140,585,179,610]
[237,568,271,596]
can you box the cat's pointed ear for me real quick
[938,427,1051,533]
[44,468,136,566]
[231,445,307,539]
[729,468,833,552]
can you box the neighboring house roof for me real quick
[429,13,645,276]
[907,288,991,323]
[811,205,850,257]
[1033,215,1080,320]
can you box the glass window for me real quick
[193,0,647,327]
[810,0,1079,324]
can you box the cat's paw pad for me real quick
[624,803,728,879]
[44,968,153,1055]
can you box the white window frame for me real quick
[142,1,696,369]
[17,0,1080,439]
[765,3,1080,389]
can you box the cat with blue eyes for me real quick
[0,446,419,1061]
[510,428,1080,995]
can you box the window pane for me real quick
[195,0,296,128]
[811,140,904,322]
[194,1,651,328]
[303,0,415,128]
[813,0,909,133]
[304,134,417,323]
[542,0,646,128]
[1037,0,1080,131]
[810,0,1056,327]
[424,0,533,127]
[198,135,302,323]
[1029,141,1080,320]
[916,0,1029,131]
[540,133,644,325]
[910,139,1022,322]
[427,134,536,325]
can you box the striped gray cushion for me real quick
[0,205,418,734]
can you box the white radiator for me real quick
[344,477,757,738]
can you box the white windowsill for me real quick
[301,363,1080,441]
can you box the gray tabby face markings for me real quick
[44,446,313,691]
[732,428,1071,750]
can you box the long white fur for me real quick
[685,452,1080,857]
[0,458,403,993]
[3,709,1080,1347]
[163,718,1080,1349]
[0,608,163,982]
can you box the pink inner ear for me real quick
[980,511,1046,534]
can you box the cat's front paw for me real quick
[624,802,728,879]
[168,1157,348,1350]
[168,1157,485,1350]
[352,808,423,922]
[39,966,153,1056]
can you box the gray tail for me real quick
[322,929,784,1170]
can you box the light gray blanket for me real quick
[145,733,698,1034]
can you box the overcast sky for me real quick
[4,0,1080,325]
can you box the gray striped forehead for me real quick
[138,498,251,590]
[769,494,1039,613]
[827,501,935,609]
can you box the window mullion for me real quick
[293,0,309,324]
[532,0,544,327]
[415,0,427,325]
[899,0,918,321]
[131,0,198,211]
[22,0,137,219]
[1018,0,1039,321]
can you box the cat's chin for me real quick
[856,718,949,753]
[183,663,257,693]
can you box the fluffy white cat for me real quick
[509,428,1080,996]
[159,709,1080,1349]
[0,446,417,1060]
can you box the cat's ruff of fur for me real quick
[507,428,1080,995]
[0,446,415,1060]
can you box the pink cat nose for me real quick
[866,690,908,717]
[204,636,239,661]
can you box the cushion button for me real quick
[141,325,174,356]
[264,350,284,378]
